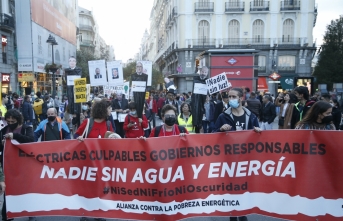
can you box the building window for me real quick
[278,56,296,71]
[253,0,264,7]
[252,19,264,43]
[228,20,240,44]
[258,55,266,71]
[2,35,7,64]
[283,19,294,42]
[198,20,210,43]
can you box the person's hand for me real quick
[118,109,123,113]
[4,133,13,140]
[76,136,84,142]
[179,133,186,137]
[220,124,232,131]
[254,126,262,133]
[138,118,143,123]
[138,136,146,141]
[0,181,5,193]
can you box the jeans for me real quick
[261,121,273,130]
[202,120,210,133]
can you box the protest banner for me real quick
[74,78,87,103]
[193,83,208,95]
[4,131,343,220]
[88,60,107,86]
[206,73,232,94]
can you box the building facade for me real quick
[0,0,16,93]
[141,0,318,93]
[79,7,115,61]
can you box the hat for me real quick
[221,92,228,98]
[167,88,176,95]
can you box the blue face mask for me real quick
[130,111,137,115]
[229,99,240,109]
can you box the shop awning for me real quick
[258,77,268,91]
[280,75,297,90]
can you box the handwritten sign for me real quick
[205,73,232,94]
[74,78,87,103]
[193,83,208,95]
[132,81,146,92]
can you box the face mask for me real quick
[322,115,333,124]
[229,99,240,109]
[82,105,88,110]
[165,116,176,126]
[8,122,18,130]
[48,116,56,122]
[130,111,137,115]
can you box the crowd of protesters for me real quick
[0,85,341,220]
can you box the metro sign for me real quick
[269,72,281,81]
[227,58,237,65]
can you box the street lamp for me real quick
[46,34,58,97]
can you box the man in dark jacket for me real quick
[291,86,315,129]
[163,89,179,115]
[214,88,260,133]
[260,95,277,130]
[22,95,34,126]
[246,92,262,118]
[213,92,229,123]
[112,93,129,138]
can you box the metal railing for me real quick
[280,1,300,11]
[279,37,301,45]
[80,40,95,47]
[258,66,266,71]
[0,13,14,30]
[250,1,269,11]
[224,38,271,45]
[194,2,214,13]
[225,2,245,12]
[79,24,93,32]
[278,66,296,71]
[192,38,216,48]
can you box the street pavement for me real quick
[12,115,282,221]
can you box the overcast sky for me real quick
[78,0,342,62]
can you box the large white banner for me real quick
[88,60,107,86]
[137,60,152,86]
[107,60,124,86]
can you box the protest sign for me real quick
[205,73,232,94]
[4,131,343,220]
[131,81,146,92]
[137,61,152,86]
[107,60,124,86]
[74,78,87,103]
[193,83,208,95]
[88,60,107,86]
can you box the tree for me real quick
[313,16,343,90]
[76,48,98,83]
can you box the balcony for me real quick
[79,24,93,32]
[258,66,266,71]
[0,13,14,31]
[280,1,300,11]
[278,37,301,48]
[224,38,270,47]
[80,40,95,47]
[250,1,269,12]
[225,2,245,13]
[192,38,216,48]
[194,2,214,13]
[172,6,178,17]
[278,66,296,71]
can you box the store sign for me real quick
[2,74,10,83]
[269,72,281,81]
[2,35,7,46]
[18,73,35,82]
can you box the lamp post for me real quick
[46,34,58,97]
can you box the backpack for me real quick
[33,99,44,115]
[82,118,111,138]
[153,125,185,137]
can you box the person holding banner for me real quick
[150,104,188,137]
[295,101,336,130]
[112,93,129,138]
[131,62,148,121]
[214,88,261,133]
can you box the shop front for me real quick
[1,73,10,93]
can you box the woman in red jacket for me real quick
[124,102,148,138]
[146,94,158,127]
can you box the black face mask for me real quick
[165,117,176,126]
[8,122,18,130]
[48,116,56,122]
[322,115,333,124]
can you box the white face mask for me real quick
[82,105,88,110]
